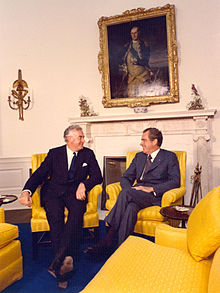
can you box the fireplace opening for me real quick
[101,156,126,209]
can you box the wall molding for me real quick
[0,156,31,210]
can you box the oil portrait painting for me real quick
[98,5,179,108]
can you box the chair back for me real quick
[187,186,220,261]
[31,153,47,209]
[126,150,186,187]
[0,207,5,223]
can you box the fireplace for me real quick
[101,156,126,209]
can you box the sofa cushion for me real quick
[208,247,220,293]
[82,236,212,293]
[0,223,18,248]
[187,186,220,261]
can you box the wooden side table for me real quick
[0,195,18,207]
[160,205,194,228]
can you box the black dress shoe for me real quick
[57,280,68,290]
[56,256,74,289]
[84,242,114,257]
[48,267,57,279]
[48,257,62,279]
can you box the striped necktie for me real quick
[140,154,152,181]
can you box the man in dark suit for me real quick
[85,127,180,255]
[19,125,102,289]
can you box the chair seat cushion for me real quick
[82,236,212,293]
[0,223,18,248]
[137,205,164,221]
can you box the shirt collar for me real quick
[149,148,160,162]
[66,145,78,157]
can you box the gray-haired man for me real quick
[19,125,102,289]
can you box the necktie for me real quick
[68,152,76,182]
[140,154,152,181]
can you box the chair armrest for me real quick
[0,223,19,248]
[87,184,102,204]
[106,182,121,201]
[0,207,5,223]
[161,186,186,207]
[105,182,121,210]
[155,223,187,251]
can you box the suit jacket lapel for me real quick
[149,149,163,171]
[138,153,148,178]
[58,145,68,176]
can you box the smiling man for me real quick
[85,127,180,256]
[19,125,102,289]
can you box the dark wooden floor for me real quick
[5,209,32,224]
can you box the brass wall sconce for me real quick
[8,69,31,121]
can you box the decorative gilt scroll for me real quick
[98,4,179,108]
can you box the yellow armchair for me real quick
[31,153,102,259]
[0,207,23,292]
[106,150,186,237]
[82,186,220,293]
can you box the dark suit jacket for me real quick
[23,145,102,205]
[120,149,180,198]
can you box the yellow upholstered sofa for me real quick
[106,150,186,236]
[31,153,102,258]
[0,207,23,292]
[82,186,220,293]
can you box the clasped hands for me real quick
[132,186,154,193]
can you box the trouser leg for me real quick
[117,201,141,246]
[105,188,131,231]
[106,188,157,246]
[62,195,86,258]
[44,197,65,256]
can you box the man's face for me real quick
[131,27,140,41]
[140,131,158,154]
[67,129,85,151]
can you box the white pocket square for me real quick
[82,163,88,167]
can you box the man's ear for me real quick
[153,139,158,146]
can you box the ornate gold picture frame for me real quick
[98,4,179,108]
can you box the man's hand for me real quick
[133,186,154,193]
[76,183,86,201]
[19,190,32,207]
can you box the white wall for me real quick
[0,0,219,201]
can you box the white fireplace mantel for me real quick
[68,109,217,203]
[68,109,216,124]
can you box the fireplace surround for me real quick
[69,109,216,204]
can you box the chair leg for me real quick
[83,227,99,242]
[32,232,38,260]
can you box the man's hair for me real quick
[131,26,140,31]
[143,128,163,147]
[63,125,82,142]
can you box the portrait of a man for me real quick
[107,16,170,99]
